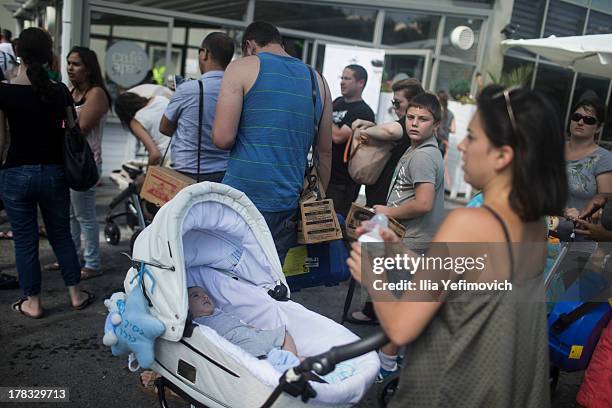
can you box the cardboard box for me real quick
[297,199,343,244]
[345,202,407,241]
[140,166,194,207]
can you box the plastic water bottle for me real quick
[358,214,389,243]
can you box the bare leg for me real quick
[281,330,298,355]
[67,285,89,307]
[381,343,398,359]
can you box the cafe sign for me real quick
[105,41,150,88]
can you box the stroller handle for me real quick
[110,183,138,209]
[295,331,388,376]
[261,331,389,407]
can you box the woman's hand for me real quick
[347,227,401,284]
[564,207,580,220]
[351,119,375,131]
[574,219,612,242]
[579,195,607,220]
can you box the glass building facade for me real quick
[504,0,612,143]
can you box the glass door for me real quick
[86,6,173,95]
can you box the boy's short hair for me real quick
[406,92,442,123]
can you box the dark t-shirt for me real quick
[365,116,413,206]
[331,97,375,185]
[0,83,68,169]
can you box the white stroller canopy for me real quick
[125,182,288,341]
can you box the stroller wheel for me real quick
[377,371,400,407]
[104,222,121,245]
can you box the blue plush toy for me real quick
[102,265,165,369]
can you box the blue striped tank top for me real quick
[223,52,323,212]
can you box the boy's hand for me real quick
[373,205,393,217]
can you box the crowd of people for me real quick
[0,20,611,407]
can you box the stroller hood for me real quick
[125,182,287,341]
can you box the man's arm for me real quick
[159,114,176,136]
[315,74,333,191]
[331,123,352,145]
[360,121,403,141]
[212,60,247,150]
[375,182,435,219]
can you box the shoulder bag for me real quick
[60,83,99,191]
[343,127,399,186]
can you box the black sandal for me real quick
[73,290,96,310]
[11,298,44,319]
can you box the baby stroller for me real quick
[105,163,149,249]
[545,239,612,391]
[125,183,381,407]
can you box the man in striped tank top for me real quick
[213,21,332,265]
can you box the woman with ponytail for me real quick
[0,27,95,319]
[56,46,110,280]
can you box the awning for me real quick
[501,34,612,79]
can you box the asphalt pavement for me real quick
[0,180,582,408]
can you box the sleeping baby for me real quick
[188,286,300,361]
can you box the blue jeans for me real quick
[261,209,298,266]
[0,165,81,296]
[70,182,100,270]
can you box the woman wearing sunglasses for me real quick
[348,85,567,407]
[565,99,612,220]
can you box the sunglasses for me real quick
[571,113,598,125]
[391,98,401,109]
[492,86,520,136]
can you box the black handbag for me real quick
[59,83,99,191]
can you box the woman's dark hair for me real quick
[571,97,605,125]
[114,92,148,129]
[477,85,567,221]
[67,46,112,107]
[17,28,55,103]
[392,78,424,102]
[406,92,442,124]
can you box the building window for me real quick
[120,0,249,21]
[254,1,377,42]
[533,63,574,121]
[509,0,547,39]
[440,17,482,62]
[543,0,587,37]
[592,0,612,14]
[586,10,612,35]
[436,61,474,99]
[381,12,440,49]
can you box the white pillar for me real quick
[60,0,73,86]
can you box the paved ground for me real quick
[0,180,582,407]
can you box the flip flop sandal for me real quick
[0,231,13,240]
[80,268,103,280]
[43,262,60,271]
[345,311,379,326]
[11,298,43,319]
[73,290,96,310]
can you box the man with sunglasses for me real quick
[327,64,375,217]
[565,98,612,220]
[159,32,234,182]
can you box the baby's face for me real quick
[188,287,215,317]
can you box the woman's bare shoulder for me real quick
[435,207,508,243]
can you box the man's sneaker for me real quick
[376,364,399,383]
